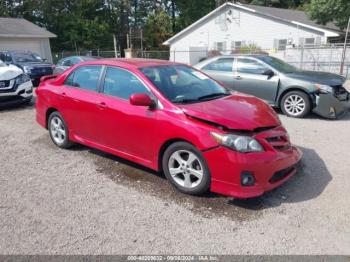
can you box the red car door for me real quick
[96,66,158,164]
[59,65,104,144]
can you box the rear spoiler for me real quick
[40,74,58,83]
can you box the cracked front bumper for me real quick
[313,92,350,119]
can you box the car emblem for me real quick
[0,82,5,88]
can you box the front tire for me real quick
[281,91,311,118]
[48,111,73,149]
[162,142,211,195]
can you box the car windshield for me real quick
[12,52,43,63]
[140,65,230,104]
[259,56,299,73]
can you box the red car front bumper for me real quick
[203,127,302,198]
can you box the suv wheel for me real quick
[48,111,73,148]
[162,142,211,195]
[281,91,311,118]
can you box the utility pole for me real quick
[113,34,117,58]
[340,16,350,75]
[140,29,143,58]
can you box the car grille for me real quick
[31,67,53,76]
[265,135,291,151]
[0,80,11,89]
[332,85,349,101]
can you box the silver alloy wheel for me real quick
[50,116,66,145]
[168,150,204,189]
[284,94,306,116]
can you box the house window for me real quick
[304,38,315,46]
[273,39,288,50]
[231,41,244,50]
[214,42,226,51]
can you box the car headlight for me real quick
[23,65,33,74]
[15,74,31,86]
[315,84,333,94]
[211,132,264,153]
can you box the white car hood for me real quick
[0,65,23,81]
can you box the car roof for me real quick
[5,50,37,54]
[79,58,181,69]
[59,56,97,61]
[212,54,269,59]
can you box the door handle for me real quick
[97,101,107,109]
[235,76,242,80]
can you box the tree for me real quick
[307,0,350,30]
[175,0,216,30]
[144,10,173,48]
[244,0,308,8]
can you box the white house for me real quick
[0,17,56,62]
[163,2,342,65]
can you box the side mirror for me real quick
[42,58,47,62]
[262,69,274,78]
[130,93,155,108]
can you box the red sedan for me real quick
[36,59,302,198]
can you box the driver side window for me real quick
[62,59,73,67]
[102,67,151,100]
[237,58,268,74]
[202,58,234,72]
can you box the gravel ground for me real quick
[0,102,349,255]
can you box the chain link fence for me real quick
[52,50,121,63]
[53,44,350,76]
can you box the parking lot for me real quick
[0,101,349,255]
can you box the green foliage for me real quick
[245,0,308,8]
[307,0,350,30]
[237,43,263,54]
[144,10,173,48]
[175,0,216,30]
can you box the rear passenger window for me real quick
[64,65,102,91]
[202,58,234,72]
[102,67,150,100]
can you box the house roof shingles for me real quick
[246,4,340,33]
[0,17,56,38]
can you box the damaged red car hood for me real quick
[178,93,280,130]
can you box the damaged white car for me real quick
[0,60,33,106]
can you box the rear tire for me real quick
[48,111,73,149]
[281,90,311,118]
[162,142,211,195]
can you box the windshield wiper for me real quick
[172,98,200,104]
[197,92,230,101]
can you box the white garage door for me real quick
[0,38,43,57]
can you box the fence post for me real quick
[300,46,304,69]
[329,45,333,72]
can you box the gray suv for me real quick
[195,55,350,119]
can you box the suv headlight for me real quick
[23,65,33,74]
[211,132,264,153]
[315,84,333,94]
[15,74,31,86]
